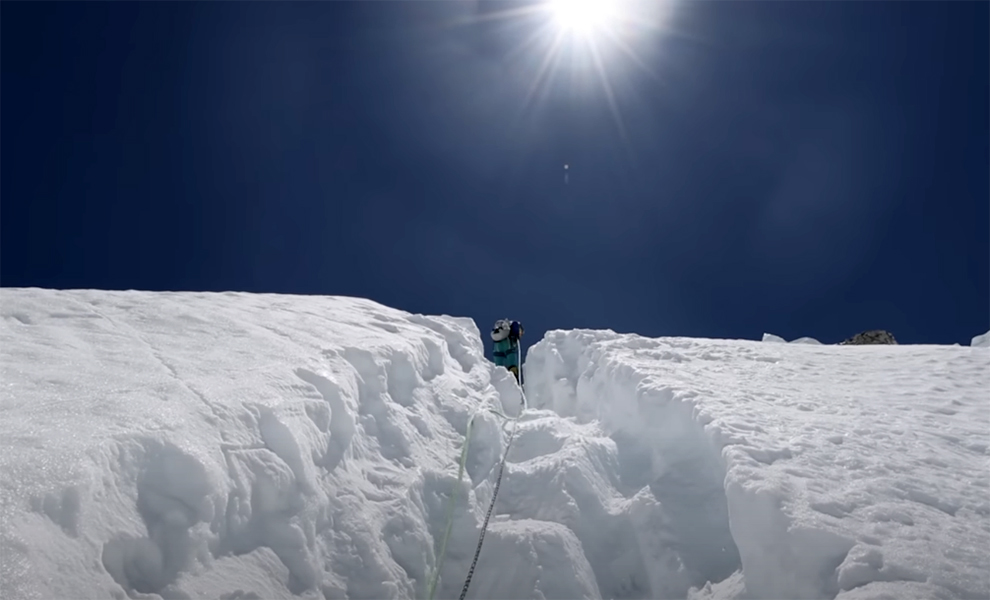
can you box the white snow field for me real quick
[1,288,987,600]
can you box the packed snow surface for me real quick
[1,288,988,600]
[526,330,990,600]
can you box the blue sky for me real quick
[2,1,987,354]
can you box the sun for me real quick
[548,0,618,37]
[436,0,679,159]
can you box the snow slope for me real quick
[525,330,990,600]
[1,288,988,600]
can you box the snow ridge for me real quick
[526,329,990,600]
[0,289,521,600]
[2,289,988,600]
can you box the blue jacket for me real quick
[492,337,519,368]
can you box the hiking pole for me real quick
[518,341,527,410]
[518,344,523,388]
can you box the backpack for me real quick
[491,319,524,342]
[491,319,511,342]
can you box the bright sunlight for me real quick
[549,0,618,37]
[439,0,679,156]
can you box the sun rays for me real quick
[440,0,677,160]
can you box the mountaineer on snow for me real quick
[491,319,524,383]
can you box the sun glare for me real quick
[440,0,678,159]
[549,0,617,37]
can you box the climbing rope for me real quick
[425,413,477,600]
[457,417,519,600]
[458,351,526,600]
[427,345,527,600]
[425,406,519,600]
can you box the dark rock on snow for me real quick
[839,330,898,345]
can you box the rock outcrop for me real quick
[839,330,898,345]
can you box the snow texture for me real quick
[1,288,988,600]
[525,329,990,600]
[972,330,990,348]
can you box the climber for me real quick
[490,319,524,383]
